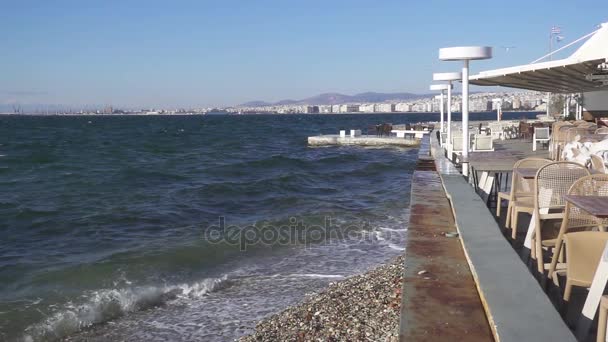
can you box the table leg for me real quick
[471,166,479,190]
[484,172,494,203]
[520,212,536,260]
[492,172,502,207]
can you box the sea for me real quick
[0,112,539,341]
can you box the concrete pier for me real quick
[307,135,420,147]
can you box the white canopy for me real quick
[470,23,608,93]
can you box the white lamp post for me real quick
[433,72,461,148]
[429,84,451,134]
[439,47,492,162]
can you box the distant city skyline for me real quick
[1,1,607,108]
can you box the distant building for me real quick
[304,105,319,114]
[318,105,332,113]
[347,105,360,113]
[374,103,395,113]
[512,99,521,110]
[339,104,359,113]
[395,103,412,112]
[359,104,375,112]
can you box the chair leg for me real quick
[564,279,572,302]
[536,228,544,274]
[512,209,519,231]
[496,198,502,216]
[510,208,519,239]
[505,202,512,228]
[548,239,563,280]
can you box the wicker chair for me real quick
[500,158,552,239]
[532,162,591,274]
[548,174,608,280]
[565,127,593,143]
[596,127,608,135]
[519,122,531,140]
[368,125,379,136]
[379,123,393,136]
[553,124,575,160]
[562,232,608,301]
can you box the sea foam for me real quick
[22,275,228,342]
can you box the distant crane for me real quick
[12,104,21,114]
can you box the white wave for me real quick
[388,243,406,251]
[373,231,386,241]
[379,227,406,232]
[287,273,344,279]
[22,275,229,342]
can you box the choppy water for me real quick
[0,112,539,341]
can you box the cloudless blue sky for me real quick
[1,0,607,108]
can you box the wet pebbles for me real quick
[240,255,404,341]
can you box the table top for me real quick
[563,195,608,218]
[514,167,539,179]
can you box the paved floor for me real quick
[430,134,576,342]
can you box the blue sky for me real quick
[1,0,607,108]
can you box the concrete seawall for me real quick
[399,135,492,341]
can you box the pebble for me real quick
[239,255,405,342]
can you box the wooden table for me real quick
[563,195,608,218]
[563,195,608,340]
[513,167,539,179]
[467,155,521,207]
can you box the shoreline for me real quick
[239,254,404,341]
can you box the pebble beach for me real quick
[240,255,405,342]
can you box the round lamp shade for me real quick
[433,72,462,81]
[439,46,492,61]
[429,84,452,91]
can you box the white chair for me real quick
[533,127,550,151]
[440,133,448,147]
[472,135,494,151]
[453,136,463,151]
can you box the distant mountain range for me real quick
[238,92,435,107]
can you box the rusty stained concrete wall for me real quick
[398,163,493,340]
